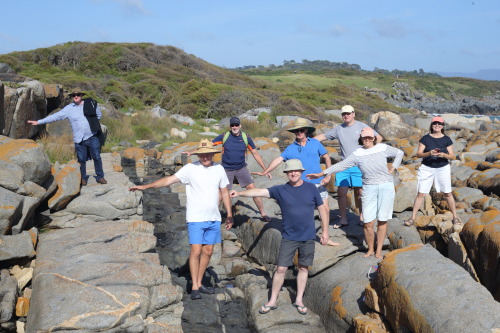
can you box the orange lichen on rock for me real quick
[329,286,347,319]
[0,139,38,161]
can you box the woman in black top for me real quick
[404,116,461,227]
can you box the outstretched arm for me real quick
[230,188,270,198]
[250,149,272,179]
[320,153,332,186]
[129,175,181,191]
[314,133,327,142]
[253,156,284,176]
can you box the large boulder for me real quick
[0,136,51,184]
[66,185,139,221]
[305,253,380,332]
[0,269,18,324]
[386,218,423,250]
[47,159,81,211]
[393,167,418,212]
[0,159,24,191]
[0,187,23,235]
[0,228,37,263]
[467,168,500,196]
[372,244,500,332]
[460,210,500,301]
[370,111,416,140]
[26,220,183,332]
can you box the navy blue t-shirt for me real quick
[268,181,323,241]
[420,134,453,168]
[213,132,256,170]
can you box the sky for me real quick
[1,0,499,73]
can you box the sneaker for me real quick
[81,179,87,186]
[97,178,107,184]
[190,290,202,300]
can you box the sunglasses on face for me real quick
[293,128,307,134]
[341,112,353,117]
[230,123,240,127]
[432,122,444,126]
[71,94,83,97]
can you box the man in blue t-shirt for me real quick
[231,159,335,316]
[184,117,272,221]
[254,118,332,224]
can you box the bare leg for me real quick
[294,264,309,310]
[354,187,363,221]
[337,186,349,225]
[263,266,287,309]
[375,221,387,259]
[410,193,425,220]
[246,183,268,217]
[190,244,214,290]
[444,192,458,219]
[363,221,375,257]
[322,196,330,225]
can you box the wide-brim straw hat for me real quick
[286,117,316,134]
[283,159,305,172]
[192,139,221,155]
[68,88,86,96]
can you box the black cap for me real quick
[229,116,240,125]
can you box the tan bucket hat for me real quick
[68,88,86,96]
[286,117,316,134]
[283,159,305,172]
[192,139,221,155]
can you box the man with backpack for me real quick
[27,88,107,186]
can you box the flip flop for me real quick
[259,304,277,314]
[262,215,272,222]
[292,303,308,315]
[332,223,348,229]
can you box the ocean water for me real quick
[463,114,500,121]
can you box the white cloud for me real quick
[370,18,408,39]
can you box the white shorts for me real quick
[417,164,451,194]
[314,184,328,200]
[362,182,395,223]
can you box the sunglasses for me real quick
[341,112,353,117]
[293,128,307,133]
[230,123,240,127]
[432,122,444,126]
[70,94,83,97]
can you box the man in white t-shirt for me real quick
[130,139,233,300]
[314,105,383,227]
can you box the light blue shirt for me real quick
[38,101,101,143]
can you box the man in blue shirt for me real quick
[254,118,332,224]
[231,159,334,316]
[27,88,106,186]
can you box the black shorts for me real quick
[277,238,315,267]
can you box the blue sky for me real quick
[1,0,498,73]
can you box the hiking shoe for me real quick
[81,179,87,186]
[191,290,202,300]
[199,285,215,294]
[97,178,108,184]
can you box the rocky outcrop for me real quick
[47,159,81,211]
[370,244,500,332]
[26,220,183,332]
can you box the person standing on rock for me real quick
[404,116,461,227]
[130,139,233,300]
[314,105,383,228]
[231,159,335,316]
[27,88,107,186]
[253,118,332,224]
[184,116,272,221]
[308,128,403,259]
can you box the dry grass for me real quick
[38,133,75,164]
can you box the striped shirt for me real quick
[323,143,404,185]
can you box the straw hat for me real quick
[283,159,305,172]
[286,118,316,134]
[68,88,86,96]
[192,139,221,155]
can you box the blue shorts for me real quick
[335,166,363,187]
[187,221,222,245]
[361,182,395,223]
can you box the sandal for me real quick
[259,304,277,314]
[404,218,415,227]
[452,218,463,226]
[293,303,308,315]
[262,215,272,222]
[332,223,348,229]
